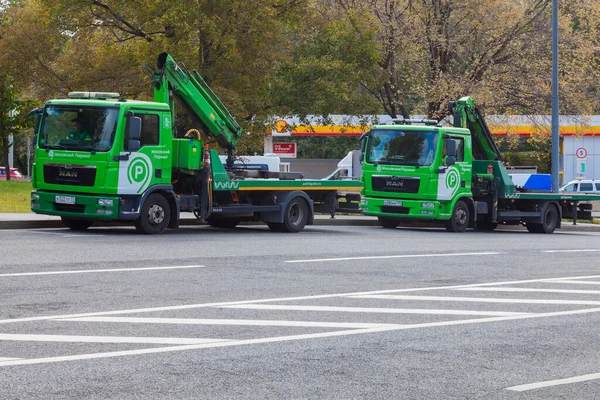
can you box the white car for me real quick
[559,179,600,194]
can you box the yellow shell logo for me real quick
[274,120,289,134]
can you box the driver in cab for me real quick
[67,118,92,141]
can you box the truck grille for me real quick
[381,206,410,214]
[372,175,420,193]
[55,204,86,213]
[44,164,96,187]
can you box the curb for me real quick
[1,216,599,231]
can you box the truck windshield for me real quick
[367,129,438,166]
[39,106,119,152]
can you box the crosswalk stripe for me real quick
[348,294,600,305]
[0,333,230,345]
[219,304,529,317]
[456,287,600,295]
[59,316,400,329]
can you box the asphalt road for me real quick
[1,224,600,399]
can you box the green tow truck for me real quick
[359,97,600,233]
[29,53,362,234]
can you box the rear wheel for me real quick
[268,197,308,233]
[378,217,399,229]
[135,193,170,234]
[446,200,469,232]
[527,204,558,234]
[61,217,93,231]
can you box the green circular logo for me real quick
[128,158,150,184]
[446,169,460,189]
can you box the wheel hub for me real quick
[148,204,165,225]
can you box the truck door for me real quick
[437,135,471,201]
[117,111,166,195]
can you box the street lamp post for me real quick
[551,0,559,192]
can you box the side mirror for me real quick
[446,139,457,158]
[359,131,369,164]
[128,140,141,152]
[33,113,42,135]
[128,116,142,141]
[446,156,456,166]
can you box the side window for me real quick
[595,183,600,191]
[125,113,159,150]
[563,184,574,192]
[443,137,465,162]
[580,183,593,192]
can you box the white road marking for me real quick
[456,287,600,295]
[219,304,529,317]
[542,249,600,253]
[506,372,600,392]
[0,265,205,278]
[349,294,600,305]
[4,273,600,325]
[550,280,600,285]
[0,357,22,362]
[60,316,400,329]
[4,306,600,367]
[28,231,104,237]
[284,252,501,263]
[0,334,229,345]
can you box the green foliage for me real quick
[527,132,552,173]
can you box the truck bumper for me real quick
[359,197,450,220]
[31,190,120,220]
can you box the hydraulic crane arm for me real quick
[153,52,243,156]
[449,97,503,161]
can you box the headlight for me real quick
[97,199,114,207]
[421,202,435,208]
[31,193,40,200]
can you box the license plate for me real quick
[383,200,402,206]
[55,195,76,205]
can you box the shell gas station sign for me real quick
[273,142,297,158]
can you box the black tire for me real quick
[378,217,399,229]
[273,197,309,233]
[135,193,170,234]
[61,217,93,231]
[475,220,498,231]
[527,204,558,234]
[267,222,286,232]
[446,200,469,232]
[207,217,241,229]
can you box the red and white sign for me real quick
[273,143,297,158]
[576,147,588,159]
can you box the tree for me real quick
[0,77,33,180]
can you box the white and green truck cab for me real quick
[29,53,362,234]
[360,97,600,233]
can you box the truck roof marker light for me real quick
[68,92,121,100]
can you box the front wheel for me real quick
[378,217,399,229]
[135,193,171,234]
[446,200,469,233]
[61,217,93,231]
